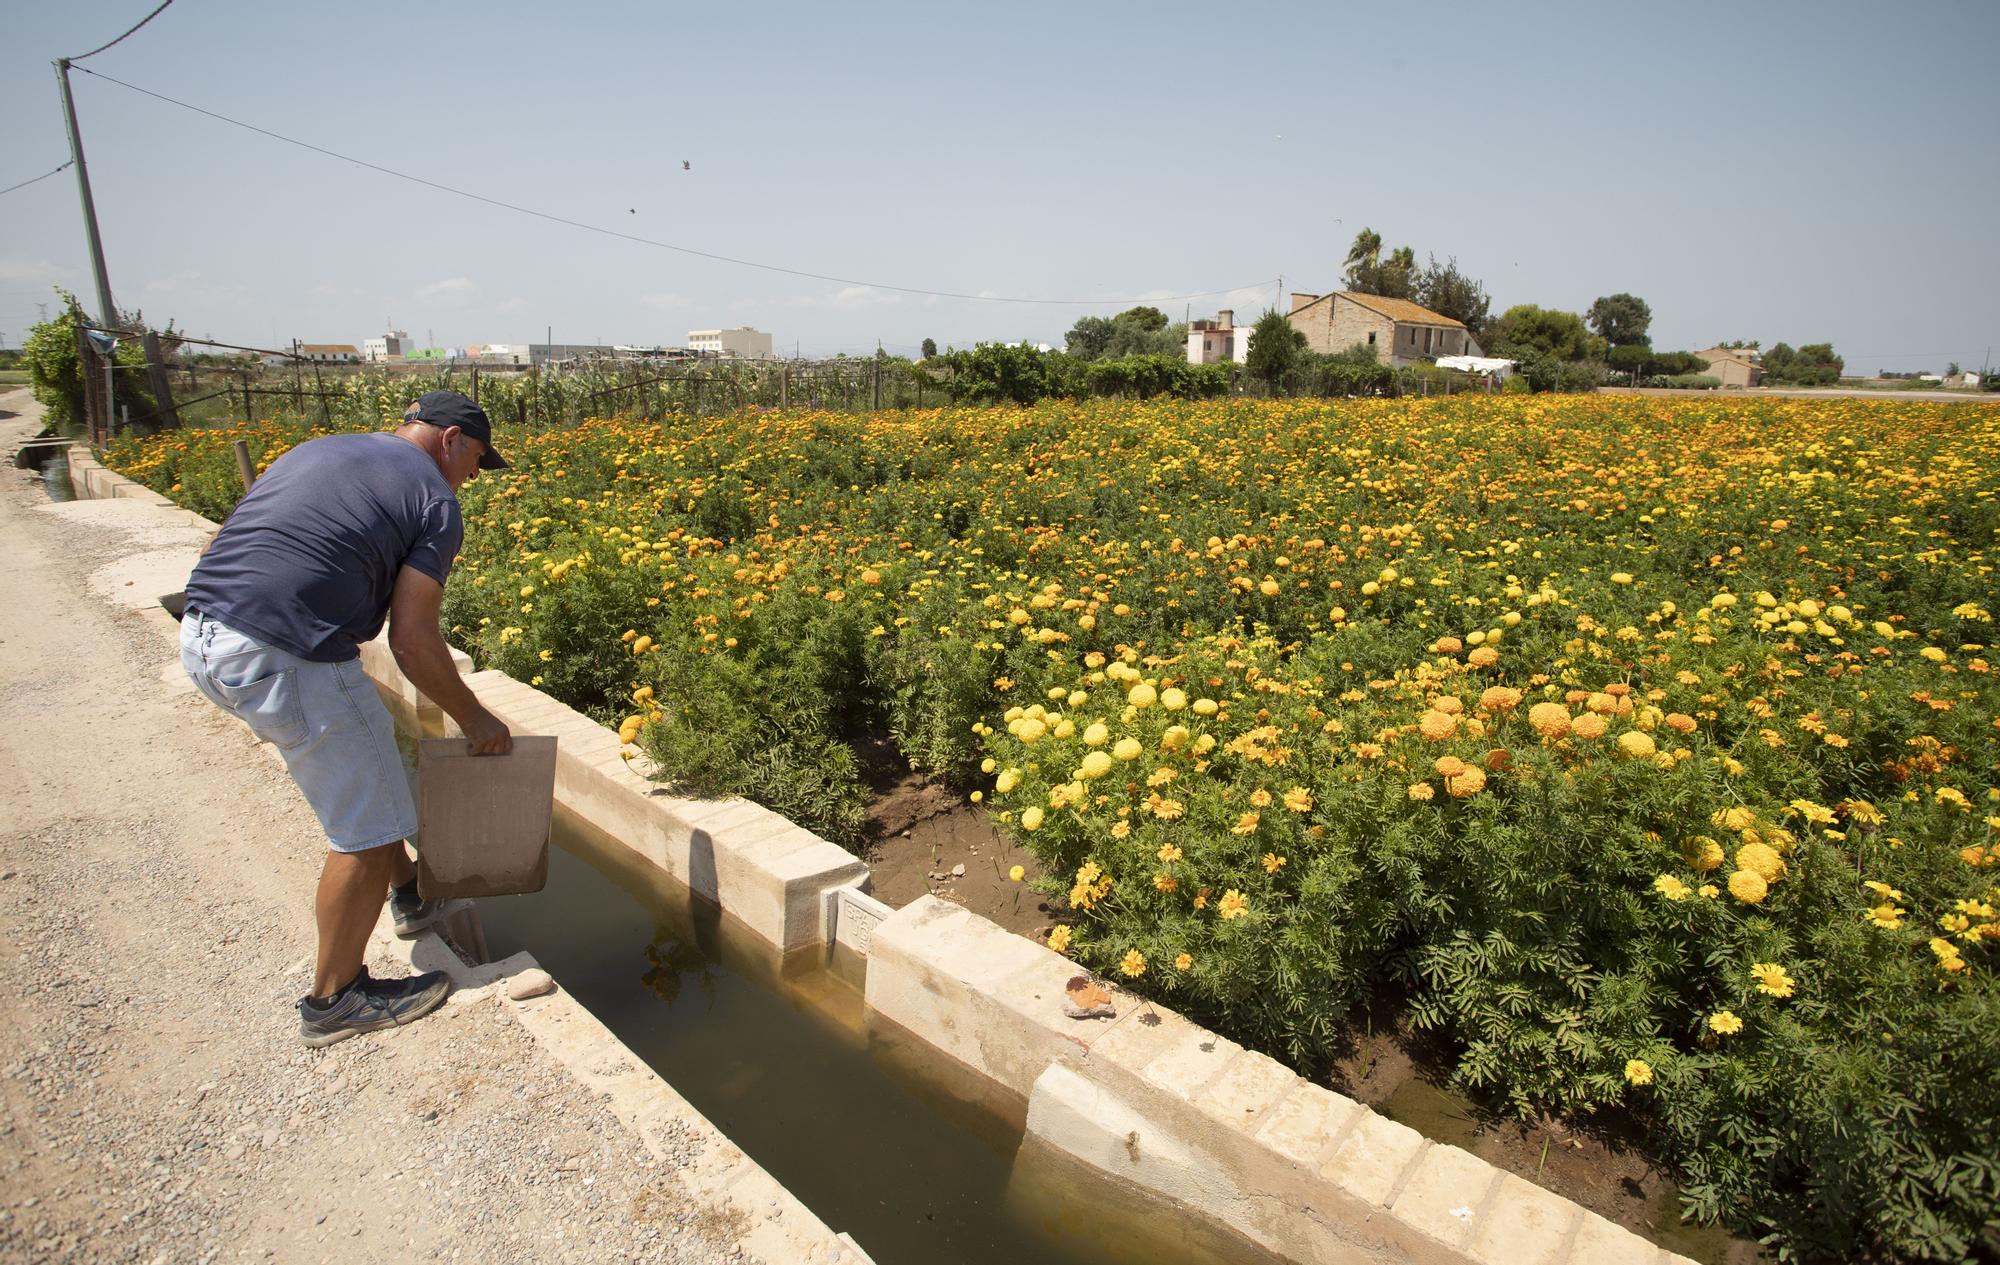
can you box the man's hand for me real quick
[389,566,514,754]
[461,705,513,756]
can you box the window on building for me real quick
[1367,332,1376,347]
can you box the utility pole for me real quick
[54,58,118,327]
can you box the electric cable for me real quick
[0,161,75,199]
[72,66,1271,309]
[66,0,175,62]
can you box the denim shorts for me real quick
[180,612,417,853]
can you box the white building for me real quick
[362,330,413,362]
[687,327,774,359]
[297,343,360,364]
[1187,309,1252,365]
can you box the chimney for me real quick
[1289,292,1319,314]
[1217,309,1233,329]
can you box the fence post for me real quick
[871,359,881,410]
[143,331,181,428]
[780,367,789,409]
[470,364,480,406]
[312,360,330,426]
[242,374,254,425]
[232,439,257,490]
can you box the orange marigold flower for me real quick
[1231,811,1261,835]
[1418,710,1460,740]
[1445,765,1488,798]
[1528,702,1572,738]
[1571,713,1609,740]
[1478,686,1523,714]
[1408,782,1436,801]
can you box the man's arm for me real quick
[388,565,512,755]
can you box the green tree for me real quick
[920,337,937,360]
[1343,227,1382,273]
[1761,341,1843,386]
[22,291,164,434]
[1064,306,1184,361]
[1244,310,1307,393]
[1486,304,1607,362]
[1586,293,1653,347]
[1414,255,1491,337]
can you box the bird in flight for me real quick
[683,160,691,171]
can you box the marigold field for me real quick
[109,396,1999,1261]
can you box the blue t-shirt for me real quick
[185,431,464,662]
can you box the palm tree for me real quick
[1344,228,1382,271]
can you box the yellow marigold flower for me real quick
[1078,750,1113,780]
[995,768,1021,794]
[1445,765,1487,798]
[823,589,845,603]
[1708,1011,1743,1036]
[1433,635,1463,654]
[1624,1058,1654,1086]
[1156,843,1183,863]
[1153,873,1178,893]
[1736,842,1785,882]
[1699,883,1720,899]
[1467,646,1499,668]
[1008,865,1025,882]
[1263,852,1287,874]
[1232,811,1261,834]
[1174,952,1193,971]
[1129,683,1157,708]
[1249,788,1273,808]
[1283,787,1313,813]
[1020,806,1045,832]
[1408,782,1436,801]
[1433,755,1467,777]
[1082,721,1110,747]
[1150,798,1185,820]
[1919,646,1947,663]
[1529,703,1572,737]
[1047,926,1072,953]
[859,568,881,585]
[1418,709,1460,740]
[1160,687,1187,711]
[1711,806,1756,834]
[1685,837,1725,872]
[1653,874,1692,901]
[1113,737,1143,761]
[1865,902,1905,929]
[1664,712,1696,733]
[1618,731,1657,759]
[1727,868,1769,904]
[1110,820,1133,838]
[1789,799,1837,825]
[1193,697,1218,716]
[1863,880,1905,901]
[1160,725,1190,751]
[1478,686,1523,714]
[1217,889,1249,920]
[1751,962,1795,998]
[630,634,654,655]
[1571,713,1609,740]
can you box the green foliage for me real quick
[1083,355,1231,400]
[1763,342,1844,386]
[1645,374,1722,390]
[1064,306,1186,361]
[934,343,1078,405]
[1415,255,1491,337]
[1244,310,1308,391]
[1587,293,1654,347]
[1344,228,1418,299]
[920,337,938,360]
[1488,304,1609,363]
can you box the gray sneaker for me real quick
[298,968,451,1049]
[390,890,447,939]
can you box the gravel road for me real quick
[0,390,749,1265]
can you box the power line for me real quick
[72,66,1271,309]
[67,0,175,62]
[0,161,74,199]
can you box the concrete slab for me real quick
[1469,1175,1580,1265]
[1389,1143,1501,1255]
[1321,1109,1428,1208]
[1252,1083,1362,1167]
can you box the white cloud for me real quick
[637,292,690,311]
[762,286,901,311]
[496,297,531,316]
[414,277,475,304]
[0,258,73,287]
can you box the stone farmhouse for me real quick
[1285,291,1477,366]
[1695,346,1763,388]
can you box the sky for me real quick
[2,0,1996,371]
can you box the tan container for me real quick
[415,736,558,899]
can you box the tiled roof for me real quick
[1337,293,1464,328]
[299,343,359,354]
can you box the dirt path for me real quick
[0,390,742,1265]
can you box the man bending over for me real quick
[180,390,512,1047]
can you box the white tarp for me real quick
[1436,355,1517,377]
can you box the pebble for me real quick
[506,969,556,1001]
[951,864,966,877]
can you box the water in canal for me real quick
[473,807,1278,1265]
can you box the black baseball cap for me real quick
[404,391,508,470]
